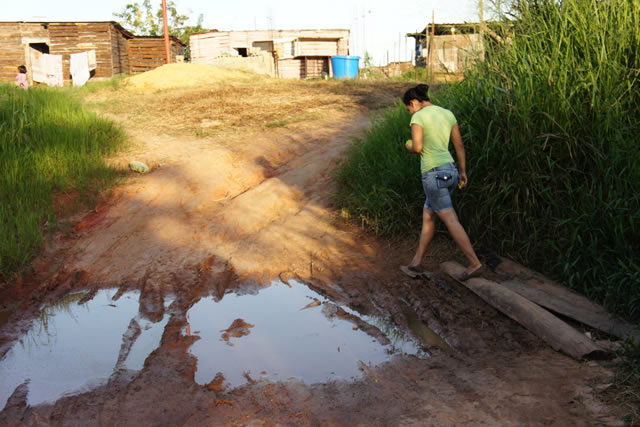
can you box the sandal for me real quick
[457,265,485,281]
[400,265,426,279]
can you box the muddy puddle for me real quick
[186,280,425,388]
[0,289,172,410]
[1,280,430,410]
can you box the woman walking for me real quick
[400,84,483,280]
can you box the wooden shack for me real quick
[0,21,184,84]
[408,23,483,73]
[189,29,350,79]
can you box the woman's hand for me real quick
[458,171,468,188]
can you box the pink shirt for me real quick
[16,73,28,89]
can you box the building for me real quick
[189,29,350,79]
[408,23,484,73]
[0,21,184,84]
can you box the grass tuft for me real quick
[0,85,125,279]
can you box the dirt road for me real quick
[0,72,625,425]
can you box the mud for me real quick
[0,290,172,408]
[0,80,627,425]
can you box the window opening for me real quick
[29,43,50,54]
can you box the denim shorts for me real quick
[421,162,459,212]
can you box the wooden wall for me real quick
[110,24,130,75]
[431,34,483,73]
[128,38,184,74]
[190,32,230,64]
[302,57,329,78]
[277,58,304,79]
[0,22,49,82]
[337,38,349,56]
[48,22,116,79]
[0,22,182,83]
[277,57,328,79]
[297,39,338,57]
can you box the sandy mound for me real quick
[123,63,259,90]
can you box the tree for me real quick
[114,1,207,59]
[363,51,374,68]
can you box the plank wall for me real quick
[277,58,304,79]
[302,57,329,78]
[190,32,229,64]
[297,39,339,56]
[0,22,49,82]
[110,25,131,75]
[0,22,182,83]
[128,38,184,73]
[431,34,483,73]
[48,22,115,79]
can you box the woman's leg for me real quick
[436,208,482,273]
[409,207,437,267]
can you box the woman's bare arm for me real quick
[450,124,468,187]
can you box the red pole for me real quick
[162,0,171,64]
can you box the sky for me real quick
[2,0,482,66]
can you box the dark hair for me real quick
[18,65,27,74]
[402,84,430,105]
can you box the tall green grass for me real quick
[335,0,640,319]
[0,85,125,279]
[335,104,419,235]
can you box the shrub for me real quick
[0,85,125,278]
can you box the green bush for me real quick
[335,0,640,319]
[0,85,125,278]
[334,104,422,235]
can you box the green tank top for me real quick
[409,105,457,173]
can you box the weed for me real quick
[0,85,125,279]
[266,120,288,128]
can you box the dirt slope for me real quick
[0,73,625,426]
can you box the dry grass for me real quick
[121,63,257,90]
[84,73,409,138]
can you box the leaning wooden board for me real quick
[496,257,640,343]
[441,261,605,360]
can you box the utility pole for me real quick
[162,0,171,64]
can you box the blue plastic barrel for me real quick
[331,56,360,79]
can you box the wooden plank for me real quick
[496,257,640,343]
[441,261,606,360]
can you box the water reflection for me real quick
[185,280,425,388]
[0,289,171,410]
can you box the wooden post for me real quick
[424,24,428,69]
[404,35,408,63]
[430,10,435,83]
[161,0,171,64]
